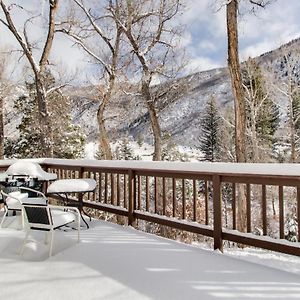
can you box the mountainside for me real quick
[4,38,300,152]
[69,67,232,147]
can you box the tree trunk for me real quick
[227,0,247,233]
[289,91,296,163]
[0,96,3,159]
[96,74,116,160]
[35,76,53,157]
[97,100,113,160]
[290,108,296,163]
[250,108,259,162]
[141,75,162,161]
[227,0,246,163]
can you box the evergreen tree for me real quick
[285,213,298,242]
[115,138,140,160]
[198,96,221,162]
[5,73,85,159]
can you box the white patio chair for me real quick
[0,187,47,229]
[20,196,81,257]
[1,188,80,257]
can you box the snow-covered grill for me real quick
[0,161,57,195]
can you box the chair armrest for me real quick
[1,190,29,202]
[22,203,47,208]
[19,187,47,199]
[22,200,47,206]
[48,204,80,215]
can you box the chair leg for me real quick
[45,231,49,244]
[20,230,30,256]
[49,230,54,257]
[18,211,24,230]
[21,211,25,229]
[77,214,80,242]
[0,206,8,228]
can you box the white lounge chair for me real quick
[1,188,80,257]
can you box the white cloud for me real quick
[52,35,88,73]
[173,31,193,49]
[1,0,300,79]
[182,0,300,71]
[241,30,300,61]
[239,0,300,54]
[198,40,218,52]
[184,56,221,74]
[180,0,212,24]
[241,39,278,60]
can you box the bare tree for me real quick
[0,0,59,157]
[275,49,300,163]
[226,0,247,163]
[226,0,275,162]
[109,0,183,161]
[226,0,273,232]
[242,58,280,162]
[57,0,124,160]
[0,48,13,159]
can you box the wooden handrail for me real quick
[1,159,300,256]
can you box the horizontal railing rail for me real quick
[1,159,300,256]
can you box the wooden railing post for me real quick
[41,163,49,193]
[128,170,136,226]
[213,174,223,251]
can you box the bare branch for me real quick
[249,0,273,8]
[0,1,39,74]
[39,0,59,71]
[72,0,115,54]
[57,28,112,75]
[45,83,71,96]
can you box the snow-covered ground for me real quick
[1,215,300,300]
[84,140,203,161]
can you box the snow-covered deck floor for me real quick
[1,217,300,300]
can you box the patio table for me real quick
[47,178,97,229]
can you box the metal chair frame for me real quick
[1,188,80,257]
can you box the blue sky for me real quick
[1,0,300,79]
[182,0,300,73]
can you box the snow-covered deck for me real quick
[1,217,300,300]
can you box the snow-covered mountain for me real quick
[67,38,300,148]
[4,38,300,150]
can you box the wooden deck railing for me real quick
[1,159,300,256]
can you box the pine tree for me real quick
[115,138,140,160]
[285,213,298,242]
[5,73,85,159]
[198,96,221,162]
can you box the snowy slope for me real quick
[67,38,300,149]
[4,38,300,150]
